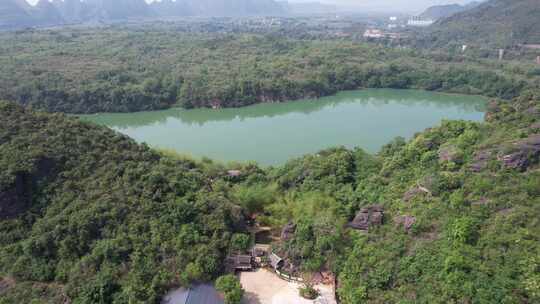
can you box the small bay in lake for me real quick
[82,89,487,166]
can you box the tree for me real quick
[215,275,244,304]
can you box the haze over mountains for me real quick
[0,0,287,29]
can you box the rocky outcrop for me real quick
[530,122,540,131]
[484,100,501,122]
[438,145,461,163]
[499,135,540,171]
[281,221,296,241]
[394,215,416,233]
[470,149,493,172]
[525,106,540,117]
[227,170,242,177]
[403,186,431,202]
[472,197,490,206]
[348,205,384,231]
[0,277,15,294]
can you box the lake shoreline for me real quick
[76,88,490,116]
[81,89,487,166]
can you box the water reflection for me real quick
[83,89,486,128]
[81,89,487,165]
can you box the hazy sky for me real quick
[289,0,478,11]
[25,0,480,13]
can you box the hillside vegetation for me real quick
[1,1,540,302]
[0,27,533,113]
[1,82,539,303]
[426,0,540,48]
[0,101,259,303]
[420,2,480,21]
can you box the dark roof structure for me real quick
[251,244,271,257]
[162,284,224,304]
[226,254,252,270]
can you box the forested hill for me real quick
[0,101,256,303]
[419,2,479,20]
[426,0,540,47]
[0,29,530,114]
[1,83,540,303]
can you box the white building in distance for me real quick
[407,16,434,27]
[363,29,385,39]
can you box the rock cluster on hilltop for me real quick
[394,215,416,233]
[470,149,494,172]
[348,205,384,231]
[499,135,540,171]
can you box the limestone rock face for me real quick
[530,122,540,131]
[485,100,502,122]
[0,277,15,294]
[526,106,539,117]
[500,135,540,171]
[403,187,422,202]
[438,145,461,163]
[394,215,416,233]
[470,150,493,172]
[348,205,384,231]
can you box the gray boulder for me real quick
[348,205,384,231]
[438,145,462,163]
[394,215,416,233]
[403,186,431,202]
[530,122,540,131]
[470,149,493,172]
[499,135,540,171]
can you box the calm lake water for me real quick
[82,89,487,166]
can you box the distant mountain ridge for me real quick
[420,2,480,20]
[0,0,286,30]
[0,0,33,29]
[32,0,64,26]
[280,1,337,15]
[152,0,285,17]
[427,0,540,47]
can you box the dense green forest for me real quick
[0,101,261,303]
[1,6,540,302]
[423,0,540,49]
[0,26,536,113]
[1,81,539,303]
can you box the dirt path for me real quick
[239,269,336,304]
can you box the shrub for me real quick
[299,282,319,300]
[216,275,244,304]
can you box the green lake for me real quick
[82,89,487,166]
